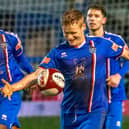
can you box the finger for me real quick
[106,80,111,85]
[106,80,112,86]
[107,82,111,86]
[106,77,110,82]
[1,79,10,85]
[8,94,12,101]
[107,81,117,87]
[8,97,11,101]
[4,93,7,98]
[3,91,12,100]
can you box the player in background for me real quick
[1,9,129,129]
[86,4,129,129]
[0,30,34,129]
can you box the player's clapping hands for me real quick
[1,79,13,100]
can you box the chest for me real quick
[56,45,105,71]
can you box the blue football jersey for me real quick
[0,30,33,87]
[0,30,34,129]
[104,32,129,102]
[40,36,123,113]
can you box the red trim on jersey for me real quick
[106,58,111,103]
[1,34,12,82]
[88,40,96,112]
[15,38,22,51]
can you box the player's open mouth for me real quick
[89,23,96,26]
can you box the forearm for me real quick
[12,73,37,92]
[12,68,44,92]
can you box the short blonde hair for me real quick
[61,9,84,26]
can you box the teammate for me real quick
[0,30,34,129]
[86,4,129,129]
[1,9,129,129]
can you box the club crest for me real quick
[0,43,7,49]
[89,46,96,53]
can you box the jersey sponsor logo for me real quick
[41,57,50,64]
[74,64,85,79]
[89,46,96,53]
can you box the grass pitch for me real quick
[19,116,129,129]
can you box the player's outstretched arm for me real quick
[1,68,46,99]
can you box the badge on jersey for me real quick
[89,46,96,53]
[41,57,51,64]
[0,34,7,49]
[0,43,7,49]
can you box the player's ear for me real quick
[82,23,86,31]
[103,17,107,25]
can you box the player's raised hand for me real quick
[106,73,121,87]
[1,79,13,100]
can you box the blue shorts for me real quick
[61,109,106,129]
[103,101,123,129]
[0,92,21,129]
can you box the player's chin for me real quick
[88,25,97,30]
[68,41,79,47]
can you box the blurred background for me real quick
[0,0,129,128]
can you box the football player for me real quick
[0,30,34,129]
[86,4,129,129]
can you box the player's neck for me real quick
[74,39,86,48]
[89,28,104,37]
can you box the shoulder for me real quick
[55,41,69,50]
[5,31,18,39]
[105,31,122,39]
[87,36,114,50]
[48,41,69,55]
[0,30,19,44]
[104,31,125,45]
[1,31,20,44]
[88,35,113,44]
